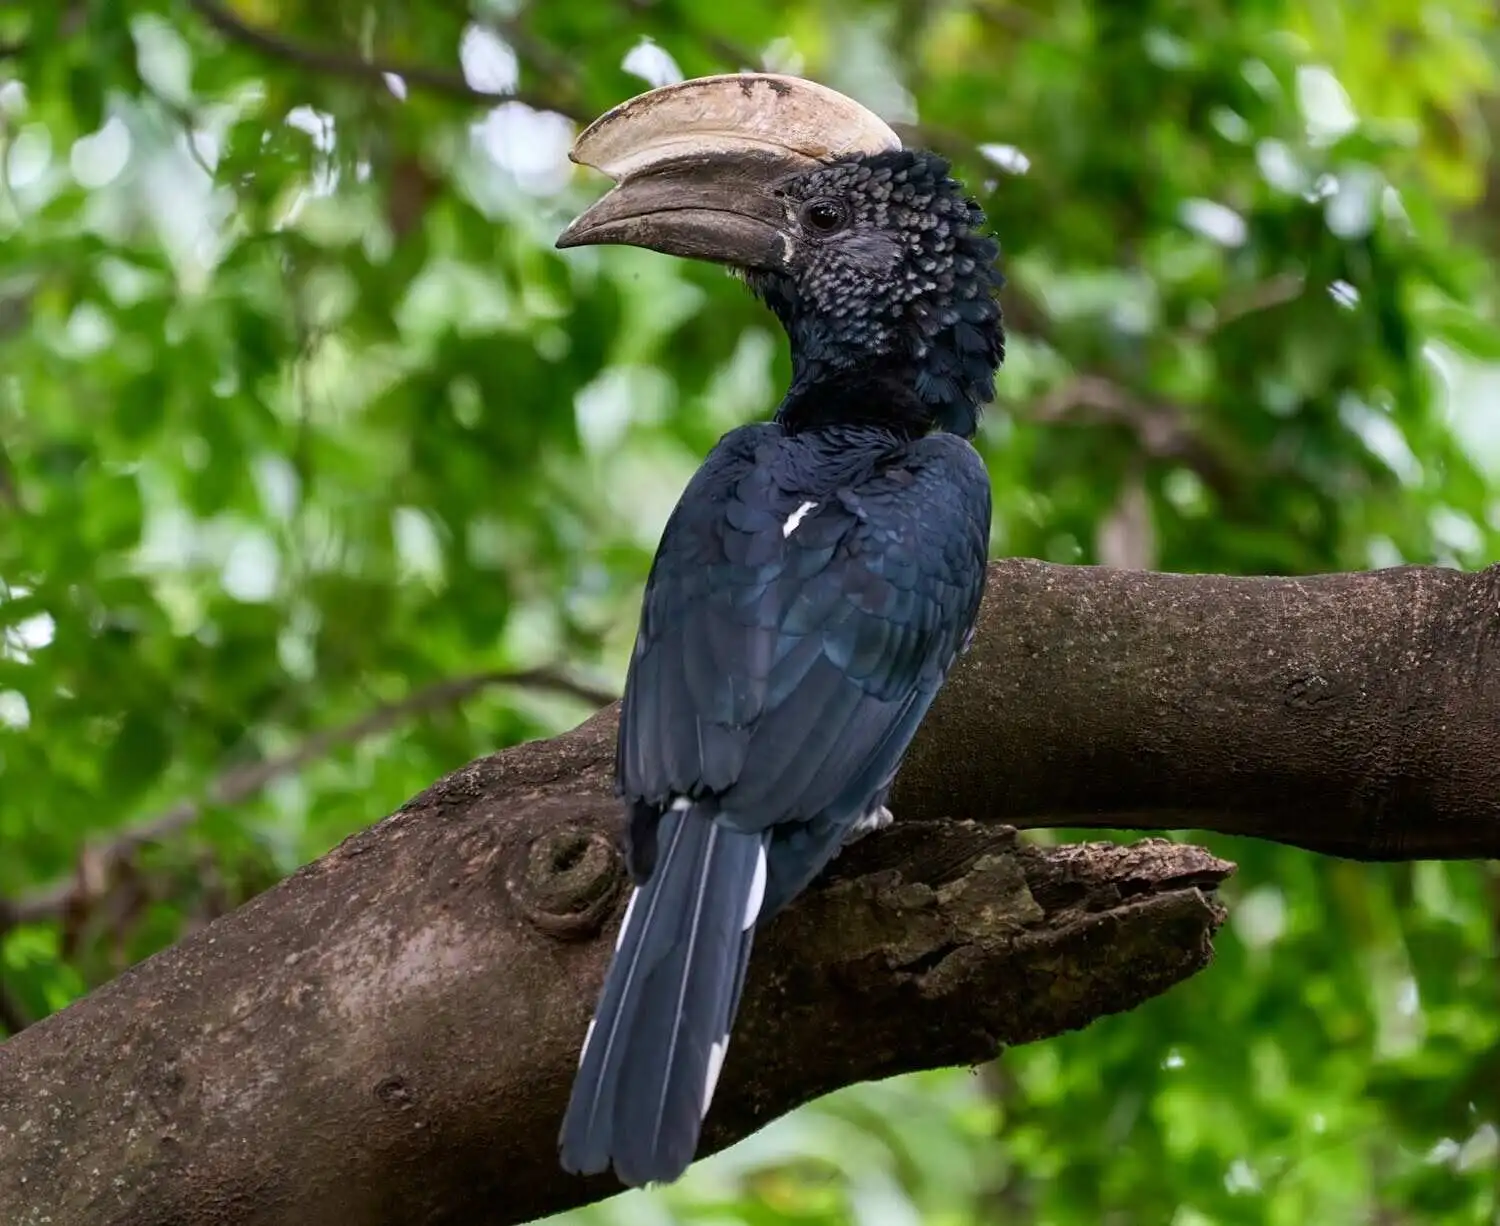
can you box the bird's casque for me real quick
[554,73,1004,1188]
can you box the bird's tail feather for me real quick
[559,804,767,1186]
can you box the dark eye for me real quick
[801,198,848,234]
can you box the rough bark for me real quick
[901,559,1500,859]
[0,705,1229,1226]
[0,557,1495,1226]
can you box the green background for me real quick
[1,1,1497,1222]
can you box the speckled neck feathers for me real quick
[745,149,1005,440]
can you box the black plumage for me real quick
[558,142,1004,1187]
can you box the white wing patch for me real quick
[614,886,640,952]
[702,1037,729,1117]
[782,500,818,538]
[578,1017,596,1068]
[743,842,767,931]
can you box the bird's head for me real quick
[557,75,1004,437]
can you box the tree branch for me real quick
[1195,272,1306,335]
[3,667,615,928]
[0,700,1230,1226]
[896,559,1500,860]
[1027,374,1241,499]
[0,557,1494,1225]
[184,0,583,119]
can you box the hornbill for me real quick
[555,73,1004,1187]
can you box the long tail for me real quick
[559,804,767,1186]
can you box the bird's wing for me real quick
[618,426,990,836]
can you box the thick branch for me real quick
[0,556,1493,1225]
[0,704,1229,1226]
[897,559,1500,859]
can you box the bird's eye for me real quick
[801,199,848,234]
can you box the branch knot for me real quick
[508,828,622,939]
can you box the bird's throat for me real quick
[776,325,999,439]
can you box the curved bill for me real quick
[556,73,901,268]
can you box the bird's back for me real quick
[618,420,991,911]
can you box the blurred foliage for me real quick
[1,0,1498,1223]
